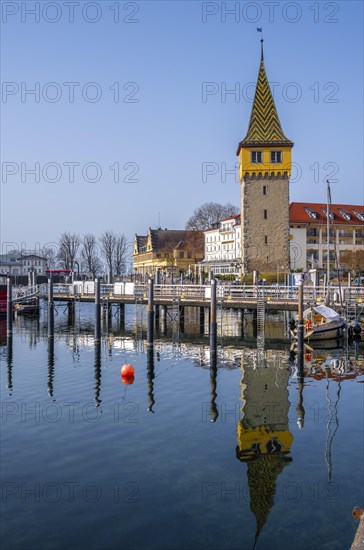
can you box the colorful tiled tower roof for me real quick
[237,43,293,151]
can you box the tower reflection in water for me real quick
[236,352,294,546]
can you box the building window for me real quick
[251,151,263,163]
[156,253,161,258]
[264,236,268,244]
[270,151,282,163]
[263,185,267,195]
[179,251,184,259]
[264,210,268,219]
[305,208,317,219]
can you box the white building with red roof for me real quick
[289,203,364,271]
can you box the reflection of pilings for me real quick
[210,279,217,357]
[147,278,154,348]
[147,347,155,413]
[94,342,102,407]
[119,303,125,329]
[95,277,101,342]
[209,354,219,422]
[48,278,54,339]
[237,309,244,338]
[6,336,13,395]
[252,310,257,338]
[155,305,160,327]
[107,302,112,333]
[297,280,304,366]
[7,277,13,336]
[199,307,205,335]
[179,305,185,333]
[296,369,305,430]
[47,338,55,397]
[161,305,167,334]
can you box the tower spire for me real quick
[237,43,293,150]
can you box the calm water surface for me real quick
[1,304,363,550]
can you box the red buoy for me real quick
[121,364,135,377]
[121,375,135,385]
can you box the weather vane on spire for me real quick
[257,27,264,60]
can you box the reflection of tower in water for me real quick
[236,352,293,545]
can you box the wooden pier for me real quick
[32,281,364,312]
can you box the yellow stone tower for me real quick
[237,41,293,275]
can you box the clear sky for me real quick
[1,0,363,254]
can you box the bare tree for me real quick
[185,202,239,230]
[40,245,58,270]
[81,234,101,278]
[100,231,116,282]
[57,232,81,270]
[114,234,128,275]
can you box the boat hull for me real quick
[291,320,345,341]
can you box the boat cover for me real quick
[312,305,341,321]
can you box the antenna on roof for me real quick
[157,212,161,230]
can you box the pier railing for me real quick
[34,281,364,306]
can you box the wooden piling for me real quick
[147,278,154,348]
[47,278,54,339]
[210,278,217,357]
[6,277,12,336]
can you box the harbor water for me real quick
[1,303,363,550]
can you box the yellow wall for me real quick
[239,146,292,179]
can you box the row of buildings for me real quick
[134,41,363,279]
[133,201,364,278]
[0,253,48,276]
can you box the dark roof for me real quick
[150,230,203,251]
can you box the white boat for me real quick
[291,305,345,341]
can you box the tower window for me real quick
[270,151,282,163]
[251,151,263,163]
[263,185,267,195]
[264,209,268,219]
[264,236,268,244]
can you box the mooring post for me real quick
[297,277,304,365]
[95,277,101,342]
[47,277,54,339]
[147,278,154,348]
[6,276,13,337]
[210,278,217,357]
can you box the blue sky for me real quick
[1,0,363,253]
